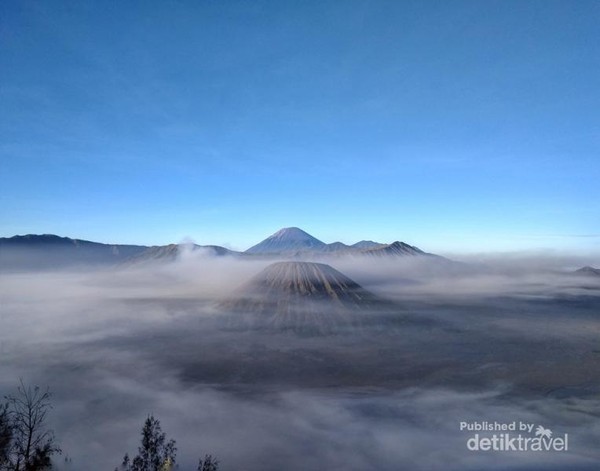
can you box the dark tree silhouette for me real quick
[197,454,219,471]
[3,380,60,471]
[118,416,177,471]
[0,403,12,468]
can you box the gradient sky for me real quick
[1,0,599,253]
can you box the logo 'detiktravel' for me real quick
[460,421,569,452]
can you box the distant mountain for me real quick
[0,234,148,270]
[351,240,385,250]
[123,243,238,265]
[322,241,352,252]
[245,227,327,254]
[1,227,440,271]
[244,227,432,259]
[220,261,387,332]
[574,266,600,277]
[358,241,427,257]
[126,244,182,263]
[0,234,236,270]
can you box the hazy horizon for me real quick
[2,227,600,260]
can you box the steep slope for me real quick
[245,227,326,254]
[220,261,388,331]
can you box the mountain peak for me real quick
[238,261,373,301]
[271,227,315,239]
[574,266,600,277]
[220,261,386,331]
[245,227,326,254]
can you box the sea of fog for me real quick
[1,253,599,470]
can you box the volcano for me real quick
[220,261,388,331]
[245,227,326,254]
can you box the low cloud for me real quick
[1,253,599,470]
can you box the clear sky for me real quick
[1,0,598,253]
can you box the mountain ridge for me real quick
[0,234,148,270]
[243,227,429,258]
[1,227,438,270]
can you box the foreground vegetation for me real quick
[0,381,218,471]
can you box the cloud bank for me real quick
[1,253,599,470]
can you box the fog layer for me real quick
[1,253,599,470]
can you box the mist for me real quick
[1,252,599,470]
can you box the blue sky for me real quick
[1,0,598,253]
